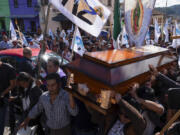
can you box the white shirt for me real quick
[22,82,36,111]
[28,42,40,48]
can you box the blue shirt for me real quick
[28,89,78,129]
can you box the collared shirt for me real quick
[28,89,78,129]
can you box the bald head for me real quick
[23,47,32,59]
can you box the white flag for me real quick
[60,29,66,38]
[171,21,180,48]
[10,21,17,40]
[121,26,129,46]
[67,25,74,35]
[176,22,180,35]
[37,34,44,41]
[145,28,151,45]
[49,29,54,39]
[49,0,111,37]
[163,19,169,43]
[71,27,85,56]
[154,19,161,43]
[21,33,28,46]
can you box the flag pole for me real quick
[14,20,24,48]
[37,3,51,78]
[71,25,78,60]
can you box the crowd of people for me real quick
[0,26,180,135]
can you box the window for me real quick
[27,0,32,7]
[108,0,111,6]
[17,19,25,32]
[14,0,18,8]
[30,21,36,32]
[41,0,48,6]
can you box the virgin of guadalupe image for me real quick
[131,0,144,35]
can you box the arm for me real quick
[115,93,146,135]
[1,79,16,97]
[157,72,180,88]
[118,99,146,130]
[19,96,44,130]
[149,64,180,88]
[135,96,164,115]
[130,86,164,115]
[65,91,78,116]
[28,96,44,119]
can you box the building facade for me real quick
[0,0,10,31]
[9,0,40,32]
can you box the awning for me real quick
[10,14,38,18]
[52,13,69,22]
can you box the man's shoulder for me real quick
[60,89,69,99]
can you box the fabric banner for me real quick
[71,27,85,56]
[121,25,129,46]
[124,0,156,46]
[50,0,111,37]
[113,0,121,49]
[163,19,169,43]
[10,21,17,41]
[49,29,54,39]
[154,19,161,43]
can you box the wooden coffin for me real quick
[66,46,176,95]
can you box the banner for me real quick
[163,19,169,43]
[176,22,180,35]
[154,19,161,43]
[21,33,28,46]
[121,25,129,47]
[113,0,121,49]
[71,27,85,56]
[124,0,156,46]
[49,29,54,39]
[10,21,17,41]
[50,0,111,37]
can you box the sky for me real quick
[155,0,180,7]
[119,0,180,7]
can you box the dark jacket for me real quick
[22,81,42,113]
[19,57,35,77]
[157,72,180,88]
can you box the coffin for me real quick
[66,46,176,95]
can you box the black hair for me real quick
[17,72,33,82]
[48,57,60,67]
[45,73,61,84]
[136,85,155,101]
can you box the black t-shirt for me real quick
[19,57,35,77]
[0,63,16,95]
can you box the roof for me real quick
[152,10,165,16]
[52,13,69,21]
[0,48,52,57]
[10,14,38,18]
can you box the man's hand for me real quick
[36,79,43,87]
[149,64,158,76]
[115,93,122,103]
[18,117,30,130]
[8,96,16,102]
[129,83,139,98]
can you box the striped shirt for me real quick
[28,89,78,129]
